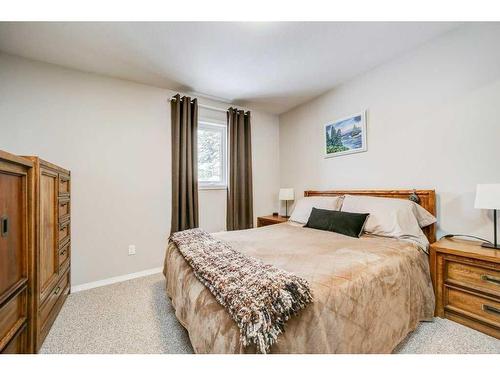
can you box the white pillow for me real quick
[340,195,436,250]
[413,204,437,228]
[289,196,343,224]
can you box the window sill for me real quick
[199,185,227,191]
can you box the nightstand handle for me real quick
[482,304,500,316]
[481,274,500,285]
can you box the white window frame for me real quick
[198,120,227,190]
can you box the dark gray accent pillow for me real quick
[304,207,369,238]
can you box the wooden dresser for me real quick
[25,157,71,352]
[430,237,500,339]
[0,150,32,354]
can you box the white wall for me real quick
[0,53,280,286]
[279,23,500,241]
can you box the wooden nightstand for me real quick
[257,215,288,227]
[430,237,500,339]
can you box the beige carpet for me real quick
[40,273,499,354]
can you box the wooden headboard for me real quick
[304,189,436,243]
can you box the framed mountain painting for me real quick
[324,111,367,158]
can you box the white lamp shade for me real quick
[475,184,500,209]
[279,188,295,201]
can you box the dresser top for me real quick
[431,237,500,264]
[0,149,33,168]
[23,156,70,175]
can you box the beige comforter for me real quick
[163,222,435,354]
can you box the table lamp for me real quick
[279,188,294,217]
[474,184,500,249]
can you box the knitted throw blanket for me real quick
[169,228,313,354]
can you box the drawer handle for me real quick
[1,215,8,237]
[482,304,500,316]
[54,286,61,295]
[481,274,500,286]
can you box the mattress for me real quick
[163,222,435,353]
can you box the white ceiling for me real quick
[0,22,460,114]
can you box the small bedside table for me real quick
[430,237,500,339]
[257,215,289,227]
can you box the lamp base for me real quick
[481,242,500,250]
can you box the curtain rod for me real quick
[169,98,248,114]
[199,103,229,113]
[169,98,227,113]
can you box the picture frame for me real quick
[324,111,367,158]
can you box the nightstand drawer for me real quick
[257,215,288,227]
[445,286,500,328]
[257,218,277,227]
[446,260,500,297]
[431,237,500,339]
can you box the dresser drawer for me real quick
[1,323,28,354]
[58,174,70,196]
[58,198,70,221]
[446,260,500,297]
[58,220,70,246]
[0,288,27,350]
[445,286,500,327]
[39,270,70,334]
[58,241,70,268]
[38,270,70,347]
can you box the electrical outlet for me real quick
[128,245,136,255]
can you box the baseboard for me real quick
[71,267,163,293]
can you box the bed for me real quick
[163,189,437,353]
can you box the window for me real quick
[198,121,227,189]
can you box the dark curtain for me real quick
[170,94,199,234]
[226,108,253,231]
